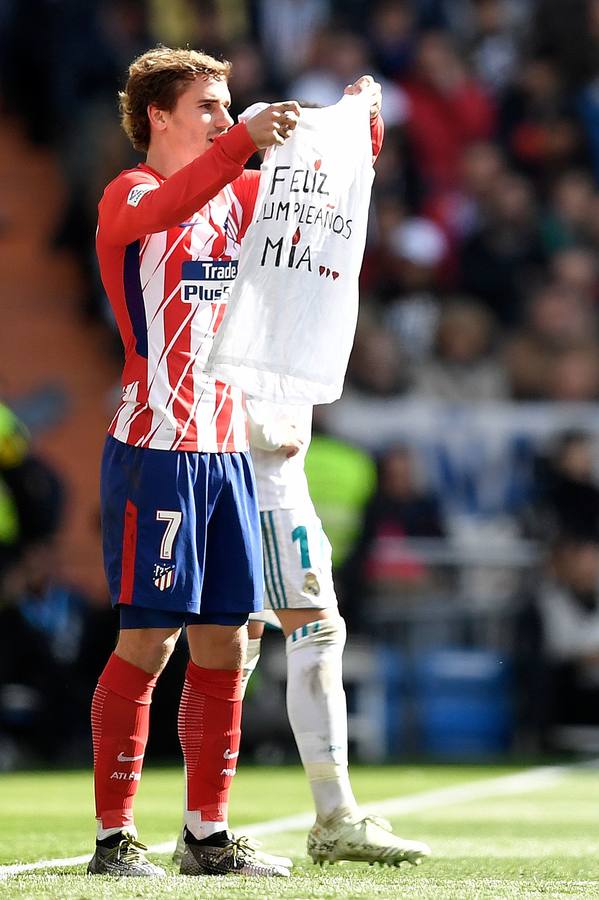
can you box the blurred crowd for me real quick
[2,0,599,762]
[2,0,599,387]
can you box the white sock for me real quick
[242,637,261,697]
[184,817,229,841]
[96,822,137,841]
[285,617,358,822]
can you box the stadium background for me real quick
[2,0,599,769]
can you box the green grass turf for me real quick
[1,764,599,898]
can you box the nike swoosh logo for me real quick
[117,751,144,763]
[223,749,239,759]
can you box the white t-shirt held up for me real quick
[206,93,375,405]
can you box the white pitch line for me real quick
[0,762,586,878]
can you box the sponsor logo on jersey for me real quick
[220,767,237,776]
[153,563,175,591]
[223,748,239,759]
[110,771,141,780]
[181,260,238,303]
[126,183,157,207]
[302,572,320,596]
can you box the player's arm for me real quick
[370,113,384,162]
[98,123,257,245]
[247,399,303,458]
[100,103,300,245]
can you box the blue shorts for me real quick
[100,436,263,618]
[119,607,249,629]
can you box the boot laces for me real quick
[212,834,255,869]
[361,815,393,832]
[112,833,149,864]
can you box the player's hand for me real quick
[344,75,382,119]
[245,101,301,149]
[278,424,304,458]
[281,440,303,458]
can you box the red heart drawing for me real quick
[326,268,330,277]
[332,271,339,280]
[315,159,322,170]
[319,265,325,275]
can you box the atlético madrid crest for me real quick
[153,564,175,591]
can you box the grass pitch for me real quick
[1,763,599,898]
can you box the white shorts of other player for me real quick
[258,504,337,613]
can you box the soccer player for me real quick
[88,46,301,878]
[174,400,432,868]
[88,46,384,880]
[241,401,431,866]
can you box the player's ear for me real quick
[148,104,168,133]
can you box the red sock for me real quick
[178,662,243,832]
[91,653,157,831]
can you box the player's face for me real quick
[165,76,233,156]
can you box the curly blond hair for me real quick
[119,46,231,153]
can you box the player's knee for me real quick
[285,614,347,653]
[248,619,265,640]
[187,623,247,670]
[115,628,180,676]
[276,606,338,638]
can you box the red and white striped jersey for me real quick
[96,123,260,452]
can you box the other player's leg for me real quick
[264,506,431,867]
